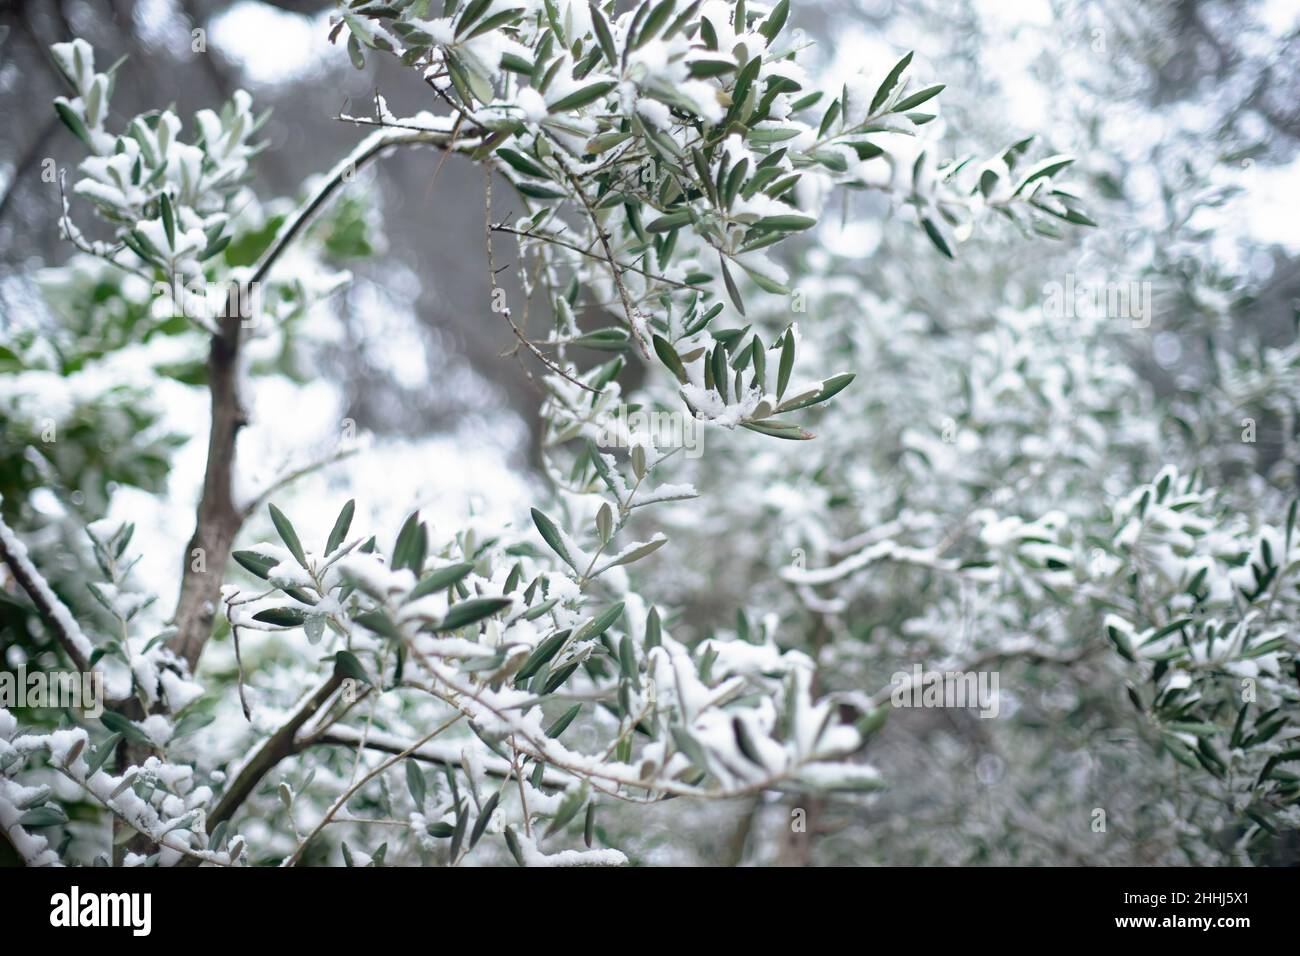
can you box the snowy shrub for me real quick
[0,0,1294,868]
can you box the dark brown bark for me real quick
[165,128,459,674]
[206,668,345,831]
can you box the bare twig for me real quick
[493,222,706,292]
[563,168,651,358]
[240,447,358,520]
[484,170,601,394]
[510,737,533,839]
[282,712,464,867]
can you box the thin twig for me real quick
[510,737,533,839]
[484,169,601,394]
[240,447,359,520]
[563,167,651,357]
[283,712,464,867]
[493,222,706,291]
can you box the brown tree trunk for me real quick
[168,316,245,672]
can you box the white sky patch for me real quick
[131,0,190,54]
[209,2,333,85]
[970,0,1054,28]
[1257,0,1300,33]
[819,28,897,99]
[821,218,882,259]
[1188,154,1300,270]
[350,281,430,390]
[967,12,1053,135]
[1238,159,1300,253]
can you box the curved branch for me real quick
[206,667,346,831]
[310,726,570,787]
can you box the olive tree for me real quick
[2,0,1103,866]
